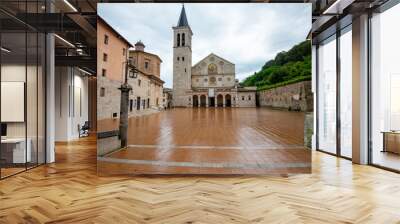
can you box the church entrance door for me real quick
[200,95,207,107]
[209,97,215,107]
[193,95,199,107]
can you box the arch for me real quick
[200,95,207,107]
[225,94,232,107]
[177,33,180,47]
[182,33,185,46]
[217,94,223,107]
[208,63,217,75]
[193,95,199,107]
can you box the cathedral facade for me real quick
[172,5,257,108]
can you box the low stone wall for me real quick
[257,81,313,112]
[97,135,121,156]
[304,112,313,149]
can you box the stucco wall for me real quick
[236,91,257,107]
[97,19,129,82]
[257,81,313,112]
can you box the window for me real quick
[103,53,108,62]
[339,26,352,158]
[123,48,126,56]
[182,57,185,61]
[145,61,149,69]
[177,33,180,47]
[185,68,187,72]
[208,63,217,75]
[204,78,208,82]
[218,77,222,81]
[138,79,141,86]
[100,87,105,97]
[177,57,180,61]
[0,27,47,177]
[318,35,337,154]
[104,34,108,44]
[370,5,400,171]
[248,96,251,100]
[210,77,216,84]
[182,33,185,46]
[102,69,106,77]
[227,77,231,81]
[242,96,245,100]
[112,112,118,118]
[130,99,133,112]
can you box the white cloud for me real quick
[98,3,311,88]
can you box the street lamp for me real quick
[119,59,144,148]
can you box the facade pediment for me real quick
[191,53,235,76]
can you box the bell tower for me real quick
[172,4,193,107]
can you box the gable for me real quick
[191,53,235,76]
[192,53,234,68]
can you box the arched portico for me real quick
[225,94,232,107]
[200,95,207,107]
[217,94,223,107]
[193,95,199,107]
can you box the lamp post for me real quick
[119,59,138,148]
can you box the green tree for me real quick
[241,40,311,90]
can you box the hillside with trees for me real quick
[241,40,311,90]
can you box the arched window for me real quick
[182,33,185,46]
[177,33,180,47]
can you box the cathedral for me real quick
[172,5,257,108]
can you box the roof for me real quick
[135,40,145,47]
[163,88,173,93]
[192,53,235,68]
[129,50,163,63]
[97,16,133,47]
[177,4,189,27]
[237,86,257,92]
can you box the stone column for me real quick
[197,95,200,107]
[223,94,226,107]
[206,95,209,107]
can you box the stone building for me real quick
[97,17,164,122]
[128,41,164,115]
[172,5,256,108]
[257,81,313,112]
[97,16,132,121]
[162,88,173,109]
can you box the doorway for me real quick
[217,94,223,107]
[193,95,199,107]
[225,94,232,107]
[200,95,206,107]
[209,97,215,107]
[137,96,141,110]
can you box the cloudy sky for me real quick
[98,3,311,88]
